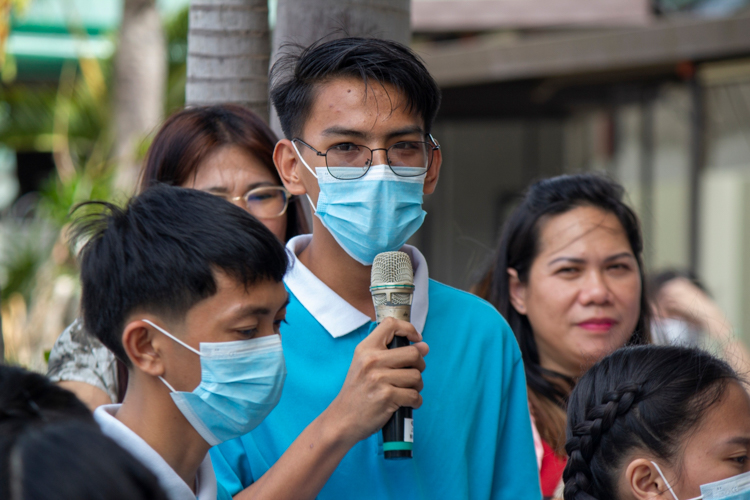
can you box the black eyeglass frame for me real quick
[293,134,441,180]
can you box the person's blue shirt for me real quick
[217,484,232,500]
[210,237,541,499]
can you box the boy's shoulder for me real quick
[426,279,521,361]
[427,278,504,322]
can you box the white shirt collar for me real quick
[94,404,218,500]
[283,235,429,338]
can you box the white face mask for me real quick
[652,318,704,346]
[652,461,750,500]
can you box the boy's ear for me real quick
[121,319,166,377]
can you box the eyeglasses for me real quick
[292,135,440,180]
[219,185,291,219]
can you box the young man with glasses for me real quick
[211,37,541,499]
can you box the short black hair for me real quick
[648,267,709,300]
[0,365,99,499]
[72,184,289,366]
[270,37,442,139]
[0,364,93,427]
[5,421,168,500]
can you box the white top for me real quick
[284,234,430,338]
[94,404,219,500]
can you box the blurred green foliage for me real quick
[0,217,57,302]
[38,166,114,227]
[0,6,188,303]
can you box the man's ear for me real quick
[507,268,528,315]
[121,319,165,377]
[274,139,308,197]
[625,458,675,500]
[423,142,442,195]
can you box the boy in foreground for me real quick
[74,185,426,499]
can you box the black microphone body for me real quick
[370,251,415,460]
[381,337,413,459]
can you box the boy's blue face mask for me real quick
[144,319,286,446]
[293,142,427,265]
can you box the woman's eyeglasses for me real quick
[217,185,291,219]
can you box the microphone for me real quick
[370,251,415,460]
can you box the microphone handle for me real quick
[382,335,413,459]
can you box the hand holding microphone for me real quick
[323,252,427,455]
[324,317,428,449]
[370,251,418,459]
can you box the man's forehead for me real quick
[315,76,401,100]
[304,77,423,133]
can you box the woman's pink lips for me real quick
[577,319,617,332]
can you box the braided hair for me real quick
[563,345,738,500]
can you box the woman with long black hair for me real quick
[476,173,651,498]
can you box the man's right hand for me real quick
[323,317,429,447]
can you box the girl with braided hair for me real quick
[563,344,750,500]
[476,173,650,498]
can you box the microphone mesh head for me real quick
[371,251,414,287]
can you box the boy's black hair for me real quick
[270,36,442,140]
[0,364,93,427]
[71,184,289,366]
[0,365,99,499]
[5,421,168,500]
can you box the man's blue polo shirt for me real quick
[210,236,541,499]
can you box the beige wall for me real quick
[415,118,564,289]
[421,75,750,345]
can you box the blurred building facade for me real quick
[411,0,750,343]
[6,0,750,345]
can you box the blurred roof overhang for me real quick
[416,11,750,118]
[412,0,652,32]
[418,11,750,88]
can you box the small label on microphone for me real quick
[404,418,413,443]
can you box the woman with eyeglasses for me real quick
[47,104,308,409]
[139,104,306,241]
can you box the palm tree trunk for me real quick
[186,0,271,122]
[273,0,410,54]
[112,0,167,195]
[270,0,410,136]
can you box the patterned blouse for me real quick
[47,318,119,403]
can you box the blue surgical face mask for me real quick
[293,142,427,265]
[652,461,750,500]
[143,319,286,446]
